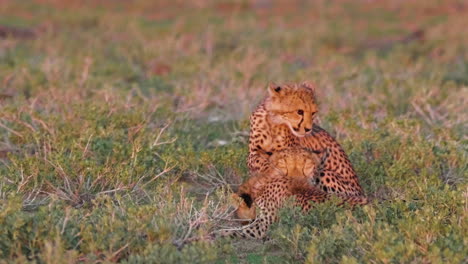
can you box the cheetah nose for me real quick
[305,128,311,132]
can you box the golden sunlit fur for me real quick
[238,147,320,204]
[248,81,366,198]
[219,147,368,239]
[217,148,328,239]
[265,82,318,137]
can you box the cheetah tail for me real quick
[337,194,370,207]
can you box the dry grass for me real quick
[0,0,466,263]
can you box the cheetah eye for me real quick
[274,86,281,92]
[297,109,304,115]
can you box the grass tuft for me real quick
[0,0,466,262]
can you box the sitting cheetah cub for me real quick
[248,82,367,199]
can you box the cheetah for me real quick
[247,81,366,198]
[238,147,320,200]
[218,148,367,239]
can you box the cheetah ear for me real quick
[268,83,282,96]
[301,81,316,93]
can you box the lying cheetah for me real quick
[218,148,367,239]
[238,147,320,200]
[247,82,366,198]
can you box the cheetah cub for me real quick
[248,82,367,199]
[218,148,367,239]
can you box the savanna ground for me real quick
[0,0,467,263]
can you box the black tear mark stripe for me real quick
[297,116,304,130]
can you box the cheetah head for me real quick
[269,148,320,179]
[265,82,318,137]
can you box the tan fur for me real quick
[217,82,369,239]
[230,194,256,225]
[238,148,320,201]
[220,147,367,239]
[247,81,366,198]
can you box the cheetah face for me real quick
[270,148,320,178]
[265,82,318,137]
